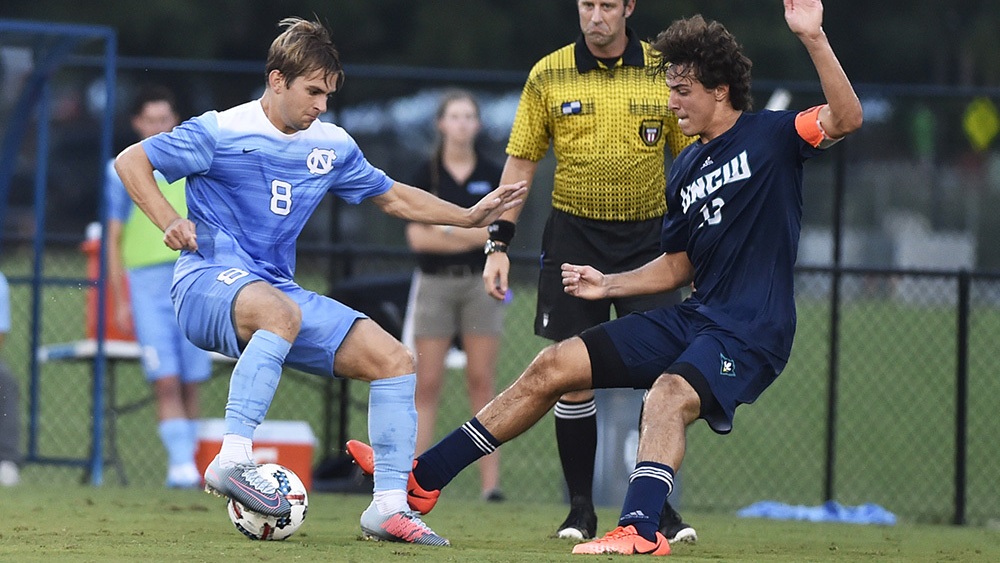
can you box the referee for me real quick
[482,0,696,543]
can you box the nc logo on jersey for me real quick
[306,148,337,175]
[720,353,737,377]
[639,120,662,146]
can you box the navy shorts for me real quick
[171,265,365,377]
[579,302,780,434]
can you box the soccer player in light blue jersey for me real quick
[114,17,525,546]
[347,0,862,554]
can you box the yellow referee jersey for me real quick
[506,30,695,222]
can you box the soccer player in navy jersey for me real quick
[114,17,524,546]
[347,0,861,555]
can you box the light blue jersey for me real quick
[140,100,394,376]
[142,100,394,285]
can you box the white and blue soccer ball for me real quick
[227,463,309,540]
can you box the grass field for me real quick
[1,484,998,562]
[3,248,1000,526]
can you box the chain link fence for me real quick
[2,50,999,525]
[3,243,999,525]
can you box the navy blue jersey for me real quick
[661,110,823,364]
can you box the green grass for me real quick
[3,249,1000,526]
[1,485,998,562]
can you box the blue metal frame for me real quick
[0,19,117,486]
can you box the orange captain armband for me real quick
[795,104,841,148]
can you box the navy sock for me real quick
[414,417,501,492]
[618,462,675,541]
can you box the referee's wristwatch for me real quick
[484,239,508,255]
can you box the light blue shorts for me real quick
[128,263,212,382]
[171,264,365,377]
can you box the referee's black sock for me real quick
[554,397,598,508]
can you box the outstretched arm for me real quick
[785,0,863,141]
[562,252,694,300]
[405,223,488,254]
[371,181,526,228]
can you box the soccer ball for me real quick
[227,463,308,540]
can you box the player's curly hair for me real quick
[649,14,753,111]
[266,17,344,90]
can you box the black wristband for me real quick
[488,219,516,245]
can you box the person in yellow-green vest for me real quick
[103,86,212,488]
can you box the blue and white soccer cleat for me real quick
[204,455,291,518]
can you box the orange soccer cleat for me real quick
[571,525,671,556]
[345,439,440,515]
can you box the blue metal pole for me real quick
[22,32,86,463]
[25,35,85,462]
[28,81,52,467]
[88,29,118,487]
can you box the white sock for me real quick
[373,490,408,515]
[218,434,253,468]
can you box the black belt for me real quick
[420,264,478,277]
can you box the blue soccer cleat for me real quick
[204,455,291,518]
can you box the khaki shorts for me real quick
[408,269,505,338]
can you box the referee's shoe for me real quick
[555,496,597,539]
[659,500,698,544]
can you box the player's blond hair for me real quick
[266,17,344,89]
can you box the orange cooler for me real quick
[196,419,316,491]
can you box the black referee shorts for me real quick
[534,208,680,341]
